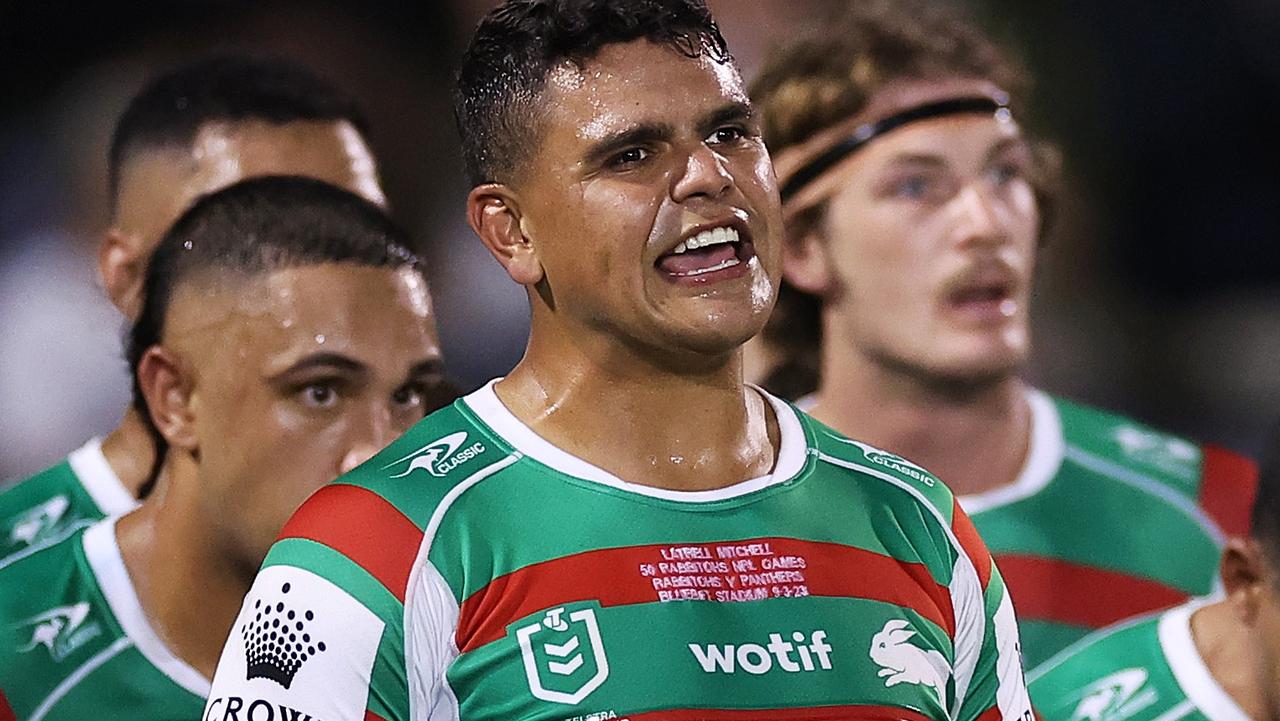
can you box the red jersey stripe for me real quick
[0,688,15,721]
[974,705,1004,721]
[952,498,994,589]
[364,711,389,721]
[626,705,935,721]
[456,538,954,653]
[996,554,1187,628]
[1198,444,1259,538]
[278,484,423,603]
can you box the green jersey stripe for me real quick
[29,637,133,721]
[624,704,935,720]
[455,537,956,653]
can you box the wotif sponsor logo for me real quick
[689,630,833,675]
[381,431,485,478]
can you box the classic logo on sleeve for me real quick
[511,603,610,705]
[204,566,385,721]
[381,431,486,479]
[869,619,949,704]
[15,602,101,662]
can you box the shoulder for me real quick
[804,412,959,524]
[270,397,518,609]
[1027,607,1173,720]
[0,459,82,539]
[1052,393,1258,536]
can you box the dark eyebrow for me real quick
[698,101,755,135]
[409,358,447,378]
[880,153,950,169]
[273,352,367,379]
[584,123,674,166]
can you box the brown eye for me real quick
[300,383,339,409]
[611,147,650,167]
[707,126,746,145]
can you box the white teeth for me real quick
[672,226,739,254]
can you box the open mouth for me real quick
[656,225,756,285]
[945,280,1017,321]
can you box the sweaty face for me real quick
[163,264,447,570]
[801,80,1039,386]
[111,119,384,317]
[515,40,782,358]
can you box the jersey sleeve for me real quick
[951,502,1034,721]
[205,483,424,721]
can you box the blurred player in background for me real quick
[203,1,1031,719]
[1029,422,1280,720]
[749,0,1257,668]
[0,177,451,719]
[0,56,389,563]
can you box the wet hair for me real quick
[127,176,424,498]
[108,55,371,211]
[454,0,731,187]
[750,0,1060,399]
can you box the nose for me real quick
[339,405,397,475]
[951,183,1008,248]
[671,144,733,203]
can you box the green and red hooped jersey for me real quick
[204,381,1033,721]
[0,438,137,566]
[1027,600,1249,721]
[0,518,208,721]
[956,391,1258,669]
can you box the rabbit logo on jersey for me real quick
[1067,668,1157,721]
[381,431,485,478]
[869,619,950,704]
[513,603,610,705]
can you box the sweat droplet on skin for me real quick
[314,334,326,344]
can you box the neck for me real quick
[115,456,251,680]
[100,407,156,498]
[498,320,780,492]
[1190,601,1270,720]
[809,340,1030,497]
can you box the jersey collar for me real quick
[462,379,809,504]
[67,438,138,517]
[957,387,1064,514]
[1158,601,1251,721]
[83,518,211,697]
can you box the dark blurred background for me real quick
[1,0,1278,479]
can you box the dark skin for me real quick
[467,40,784,492]
[123,264,447,677]
[97,119,386,499]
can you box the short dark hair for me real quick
[128,175,423,497]
[750,0,1059,399]
[108,55,371,208]
[454,0,730,187]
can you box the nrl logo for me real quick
[381,431,485,479]
[6,495,71,547]
[512,604,610,705]
[17,602,101,662]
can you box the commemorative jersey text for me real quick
[205,388,1032,721]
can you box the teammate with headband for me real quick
[750,0,1257,668]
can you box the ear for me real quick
[781,214,834,296]
[99,229,146,319]
[466,184,543,286]
[136,346,199,453]
[1221,538,1268,624]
